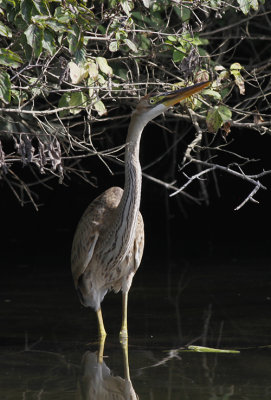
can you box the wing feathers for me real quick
[83,231,99,273]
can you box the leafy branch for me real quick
[0,0,270,210]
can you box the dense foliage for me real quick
[0,0,270,209]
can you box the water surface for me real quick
[1,256,271,399]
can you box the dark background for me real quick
[1,122,271,275]
[1,121,271,356]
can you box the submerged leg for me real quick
[96,308,107,338]
[120,292,128,340]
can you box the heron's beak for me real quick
[163,81,210,107]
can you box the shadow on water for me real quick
[1,256,271,399]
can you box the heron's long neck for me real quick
[113,114,146,262]
[121,115,145,221]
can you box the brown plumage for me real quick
[71,81,210,338]
[71,187,144,311]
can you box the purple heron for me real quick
[71,81,210,339]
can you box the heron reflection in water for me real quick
[78,338,138,400]
[71,81,210,339]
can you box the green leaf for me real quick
[113,66,127,81]
[249,0,259,11]
[180,6,191,22]
[73,47,85,63]
[109,40,119,52]
[124,38,138,52]
[218,70,230,81]
[28,77,42,96]
[31,15,69,33]
[88,77,94,98]
[11,89,28,105]
[176,41,187,52]
[0,49,23,67]
[173,5,191,22]
[0,70,11,103]
[42,29,56,55]
[97,73,106,86]
[96,57,113,76]
[94,99,107,116]
[116,29,126,41]
[54,6,73,23]
[0,21,12,37]
[69,61,88,84]
[59,90,89,115]
[237,0,259,14]
[58,93,70,117]
[69,91,87,115]
[185,345,240,354]
[203,89,222,100]
[206,106,232,133]
[230,62,242,71]
[217,106,232,122]
[32,0,48,15]
[87,60,99,79]
[21,0,34,23]
[131,10,151,26]
[31,15,50,28]
[193,35,209,46]
[24,24,43,58]
[230,63,245,95]
[0,0,16,7]
[40,17,68,33]
[138,34,151,51]
[167,35,177,42]
[154,1,165,11]
[120,0,133,16]
[67,24,83,55]
[173,49,185,63]
[142,0,150,8]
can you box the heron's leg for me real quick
[96,308,107,338]
[98,334,106,364]
[120,292,128,340]
[120,337,130,381]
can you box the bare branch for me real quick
[142,172,201,204]
[170,156,271,210]
[234,184,261,211]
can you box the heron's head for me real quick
[133,81,210,124]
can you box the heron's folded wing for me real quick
[82,231,99,272]
[71,224,100,286]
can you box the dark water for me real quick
[1,256,271,399]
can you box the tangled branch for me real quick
[0,0,270,209]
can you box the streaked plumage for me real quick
[71,80,210,338]
[71,187,144,311]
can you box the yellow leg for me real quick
[97,308,107,339]
[97,334,106,364]
[121,338,130,381]
[120,292,128,340]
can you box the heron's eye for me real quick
[149,98,156,105]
